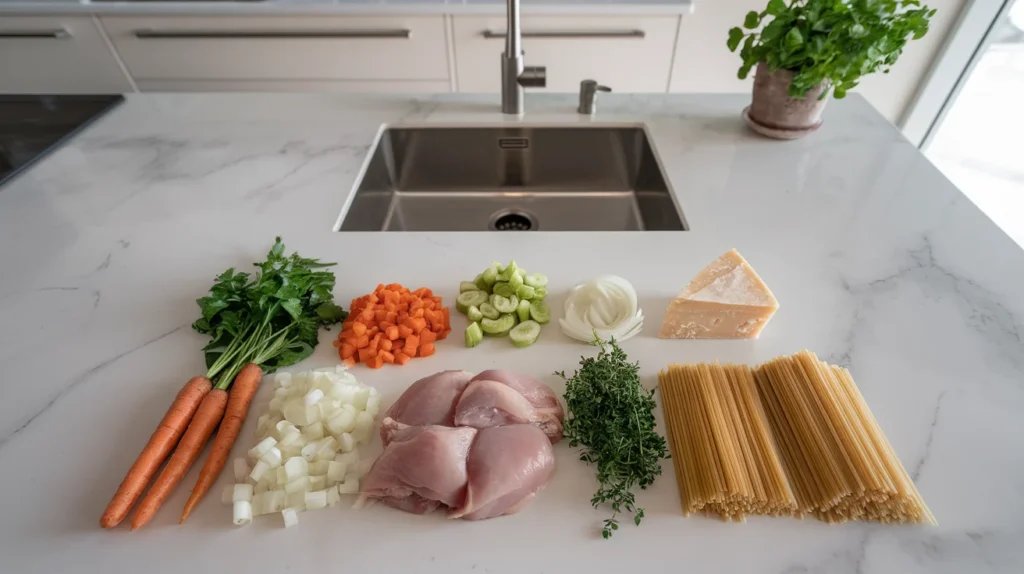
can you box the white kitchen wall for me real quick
[670,0,967,124]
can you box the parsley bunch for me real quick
[728,0,936,98]
[558,338,669,539]
[192,237,347,389]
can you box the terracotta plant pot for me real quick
[744,61,829,140]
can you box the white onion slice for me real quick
[559,275,643,343]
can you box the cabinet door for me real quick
[135,79,450,93]
[453,16,678,93]
[100,16,449,83]
[0,16,133,94]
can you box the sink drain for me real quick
[490,210,536,231]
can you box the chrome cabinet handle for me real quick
[482,29,645,39]
[0,29,71,39]
[133,29,411,39]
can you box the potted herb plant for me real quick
[728,0,936,139]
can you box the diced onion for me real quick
[326,488,341,507]
[308,476,326,491]
[281,507,299,528]
[233,483,254,503]
[302,421,324,441]
[308,460,331,476]
[284,457,308,481]
[365,395,381,417]
[338,433,355,453]
[337,478,359,495]
[287,491,306,511]
[305,490,328,510]
[233,501,253,526]
[248,436,277,460]
[268,490,287,513]
[275,372,292,388]
[233,457,249,482]
[260,447,283,468]
[559,275,644,343]
[249,460,271,483]
[284,478,308,494]
[352,388,371,411]
[237,367,378,528]
[327,461,347,483]
[303,389,324,407]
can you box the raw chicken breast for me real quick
[358,425,477,513]
[382,370,474,445]
[455,371,564,442]
[449,425,556,520]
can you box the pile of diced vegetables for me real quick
[457,260,550,348]
[226,366,378,527]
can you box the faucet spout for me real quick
[500,0,545,115]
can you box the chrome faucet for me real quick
[501,0,546,115]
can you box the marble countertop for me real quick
[0,0,695,16]
[1,93,1022,573]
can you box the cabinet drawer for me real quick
[452,16,678,93]
[100,16,449,81]
[0,16,133,93]
[135,79,450,93]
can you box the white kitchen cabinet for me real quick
[0,16,133,94]
[134,79,451,93]
[452,16,679,93]
[100,16,450,88]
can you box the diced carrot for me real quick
[357,348,374,363]
[420,330,437,345]
[413,287,433,298]
[394,351,411,366]
[410,299,424,312]
[385,311,398,323]
[367,326,380,337]
[442,308,450,329]
[419,343,436,357]
[397,324,414,339]
[356,334,369,349]
[359,308,374,322]
[368,355,385,369]
[374,310,388,322]
[393,338,404,350]
[380,351,395,364]
[351,322,367,337]
[386,283,404,292]
[340,343,356,360]
[398,302,409,312]
[385,325,399,341]
[380,339,393,352]
[411,308,425,319]
[405,335,420,355]
[369,333,383,353]
[410,317,427,333]
[342,356,356,368]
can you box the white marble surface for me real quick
[0,0,695,16]
[0,93,1022,573]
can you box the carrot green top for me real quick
[192,237,347,389]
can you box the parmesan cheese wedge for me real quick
[659,249,778,339]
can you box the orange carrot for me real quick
[130,388,229,530]
[179,364,263,523]
[100,376,212,528]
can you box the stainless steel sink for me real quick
[336,125,687,232]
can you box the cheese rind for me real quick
[659,249,778,339]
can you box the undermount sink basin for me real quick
[336,125,687,232]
